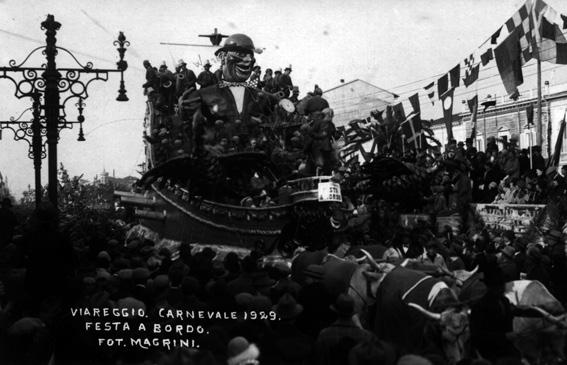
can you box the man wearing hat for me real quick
[179,33,278,153]
[175,59,197,96]
[248,65,261,88]
[278,66,293,98]
[0,197,17,247]
[226,336,260,365]
[544,229,567,303]
[348,339,397,365]
[273,68,282,92]
[271,293,314,363]
[289,86,300,104]
[316,293,377,365]
[418,240,448,272]
[498,245,519,282]
[197,60,217,89]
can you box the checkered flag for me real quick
[503,0,536,65]
[463,53,479,87]
[464,54,475,72]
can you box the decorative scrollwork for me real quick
[7,47,46,68]
[0,111,47,160]
[56,47,95,70]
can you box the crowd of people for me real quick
[142,60,298,112]
[390,137,567,211]
[0,196,566,365]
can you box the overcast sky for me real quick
[1,0,566,199]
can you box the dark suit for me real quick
[193,85,277,149]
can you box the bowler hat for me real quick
[227,336,260,365]
[500,246,515,259]
[348,340,397,365]
[273,293,303,320]
[546,229,563,240]
[330,293,355,317]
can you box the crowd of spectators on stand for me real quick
[393,136,567,206]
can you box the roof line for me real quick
[323,78,397,97]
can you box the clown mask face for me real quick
[221,51,255,82]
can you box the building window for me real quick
[475,135,485,152]
[521,126,536,150]
[497,127,510,150]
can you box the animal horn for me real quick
[530,306,565,326]
[408,302,442,321]
[360,249,380,271]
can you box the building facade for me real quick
[431,89,567,165]
[324,79,397,129]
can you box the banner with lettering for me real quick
[473,204,546,233]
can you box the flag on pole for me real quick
[441,88,455,142]
[495,28,524,97]
[467,95,479,139]
[547,110,566,170]
[400,112,422,149]
[535,9,567,64]
[449,64,461,88]
[481,48,494,66]
[437,74,449,99]
[503,0,537,65]
[463,64,480,87]
[392,102,406,121]
[409,92,421,115]
[424,82,436,105]
[462,53,479,87]
[491,26,503,44]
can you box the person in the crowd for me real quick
[298,85,329,117]
[315,293,377,365]
[417,240,448,271]
[0,197,17,247]
[262,68,276,93]
[498,246,519,282]
[289,86,300,104]
[175,59,197,96]
[197,61,218,89]
[273,68,282,92]
[278,66,293,98]
[544,229,567,304]
[249,65,262,88]
[142,60,159,96]
[531,146,546,172]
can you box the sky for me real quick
[1,0,567,199]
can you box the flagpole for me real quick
[483,109,487,152]
[516,100,521,142]
[537,57,543,151]
[547,95,552,158]
[529,131,533,170]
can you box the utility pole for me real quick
[0,15,129,210]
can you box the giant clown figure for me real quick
[179,33,277,154]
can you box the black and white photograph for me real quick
[2,0,567,364]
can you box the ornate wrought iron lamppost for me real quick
[0,14,129,209]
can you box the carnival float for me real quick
[116,34,344,255]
